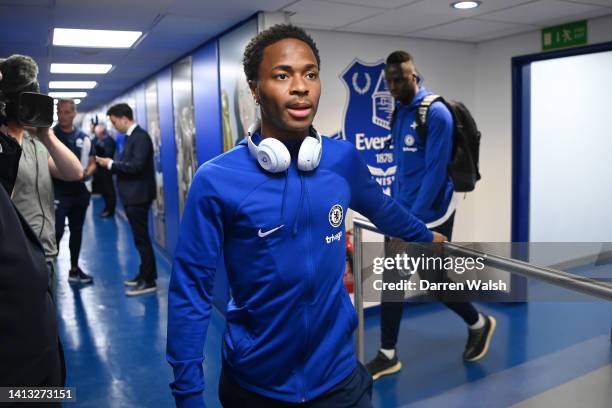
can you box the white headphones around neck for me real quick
[247,120,322,173]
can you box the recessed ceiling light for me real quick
[49,81,97,89]
[451,1,481,9]
[50,63,113,74]
[53,28,142,48]
[49,92,87,98]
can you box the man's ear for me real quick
[248,80,260,105]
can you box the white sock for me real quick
[380,348,395,359]
[469,313,486,330]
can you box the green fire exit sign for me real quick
[542,20,587,51]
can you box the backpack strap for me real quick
[390,107,398,130]
[416,94,442,143]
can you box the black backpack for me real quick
[414,95,481,193]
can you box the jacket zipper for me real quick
[298,176,314,403]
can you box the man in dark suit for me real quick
[95,103,157,296]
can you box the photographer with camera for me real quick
[1,55,84,298]
[0,57,65,401]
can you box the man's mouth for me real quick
[287,103,312,119]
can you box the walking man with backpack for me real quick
[365,50,496,380]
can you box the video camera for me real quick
[0,55,54,128]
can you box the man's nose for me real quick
[290,76,309,95]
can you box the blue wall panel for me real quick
[192,40,224,165]
[192,40,229,313]
[157,69,180,256]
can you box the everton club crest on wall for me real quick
[340,59,396,195]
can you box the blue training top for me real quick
[391,87,455,224]
[166,134,433,407]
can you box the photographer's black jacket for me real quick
[0,133,64,388]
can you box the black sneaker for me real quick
[365,351,402,380]
[123,276,141,287]
[126,280,157,297]
[68,267,94,284]
[463,314,496,362]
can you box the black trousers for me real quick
[96,167,116,214]
[55,191,90,269]
[124,203,157,283]
[219,363,373,408]
[380,213,480,350]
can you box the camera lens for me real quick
[18,92,53,127]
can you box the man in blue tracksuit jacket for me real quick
[365,51,496,381]
[166,26,445,407]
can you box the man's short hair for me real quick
[386,51,414,65]
[57,99,76,111]
[0,55,40,95]
[243,24,321,82]
[106,103,133,120]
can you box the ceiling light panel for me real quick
[49,92,88,98]
[49,81,97,89]
[53,28,142,48]
[50,63,113,74]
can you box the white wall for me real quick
[471,14,612,243]
[530,50,612,242]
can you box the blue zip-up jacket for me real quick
[167,134,433,407]
[52,125,92,196]
[391,87,454,224]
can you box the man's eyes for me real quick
[274,72,319,80]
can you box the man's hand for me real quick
[95,156,111,168]
[388,237,407,255]
[34,127,53,144]
[431,231,447,243]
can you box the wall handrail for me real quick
[351,218,612,362]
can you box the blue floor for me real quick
[55,197,612,407]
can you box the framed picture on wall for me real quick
[171,56,197,217]
[219,18,258,152]
[145,78,166,248]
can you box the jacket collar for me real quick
[126,123,138,136]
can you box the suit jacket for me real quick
[111,125,156,206]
